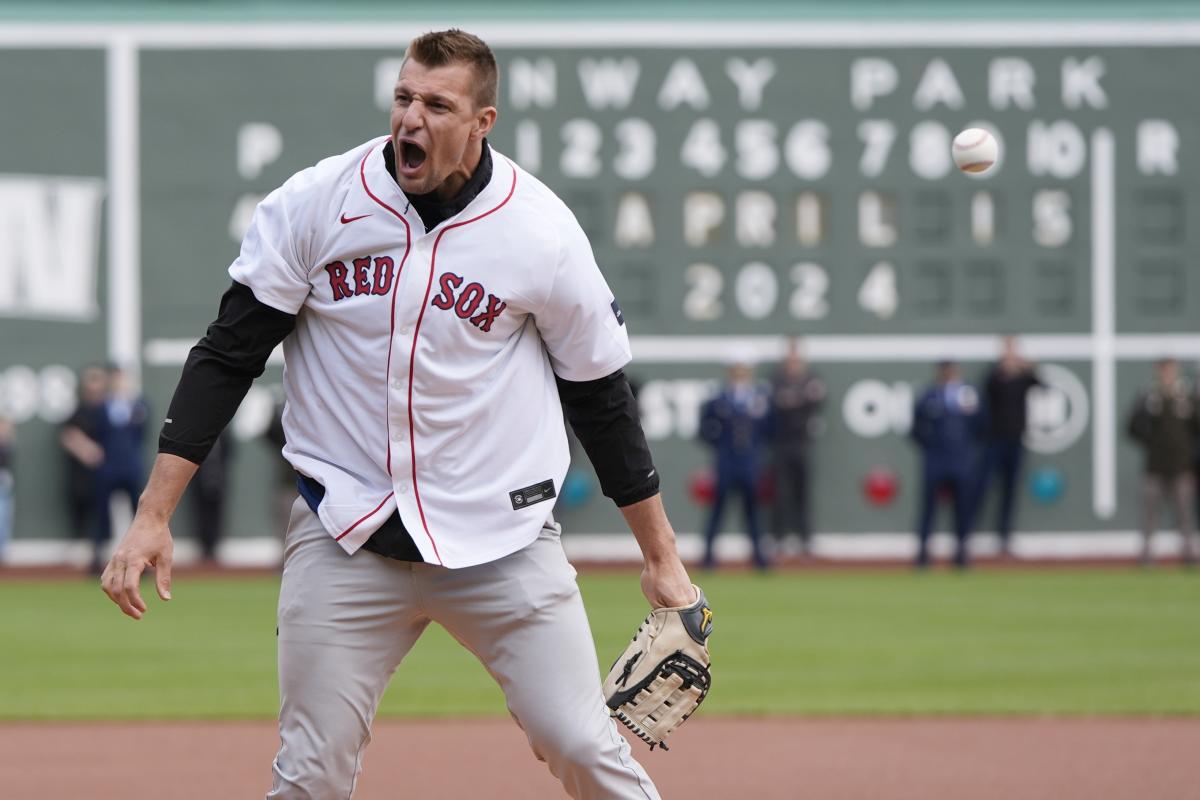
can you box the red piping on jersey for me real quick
[334,492,396,542]
[404,159,519,565]
[358,146,412,479]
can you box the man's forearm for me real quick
[137,453,200,522]
[622,494,697,609]
[620,493,683,565]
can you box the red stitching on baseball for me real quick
[953,131,989,150]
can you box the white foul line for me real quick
[1091,128,1117,520]
[106,38,141,375]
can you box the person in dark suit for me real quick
[59,365,110,552]
[768,339,825,557]
[1127,358,1200,565]
[187,429,235,564]
[699,360,771,570]
[92,365,150,573]
[975,336,1043,557]
[911,360,982,569]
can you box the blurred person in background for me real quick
[187,429,234,564]
[911,360,982,569]
[768,338,825,558]
[1127,358,1200,566]
[59,365,109,551]
[0,415,14,564]
[92,365,149,574]
[975,336,1043,558]
[264,391,296,543]
[699,359,772,570]
[1193,361,1200,538]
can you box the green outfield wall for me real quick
[1,10,1199,544]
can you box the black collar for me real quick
[384,139,494,232]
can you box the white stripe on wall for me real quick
[5,531,1186,569]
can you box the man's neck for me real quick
[434,141,484,200]
[386,139,493,232]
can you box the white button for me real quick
[398,484,409,494]
[391,378,403,389]
[399,326,411,336]
[391,431,403,442]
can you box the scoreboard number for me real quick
[789,263,830,319]
[857,262,899,320]
[680,118,726,177]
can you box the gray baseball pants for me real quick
[267,498,660,800]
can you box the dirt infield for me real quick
[2,717,1196,799]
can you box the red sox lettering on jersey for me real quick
[323,256,395,300]
[430,273,507,332]
[229,138,629,568]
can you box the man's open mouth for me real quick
[399,141,427,172]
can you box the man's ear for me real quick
[473,106,498,141]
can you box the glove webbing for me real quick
[611,652,711,751]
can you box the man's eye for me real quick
[395,94,410,105]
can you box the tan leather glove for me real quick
[602,585,713,750]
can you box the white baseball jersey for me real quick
[230,137,631,568]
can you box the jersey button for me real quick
[398,484,409,494]
[391,378,403,389]
[399,325,411,336]
[391,430,404,442]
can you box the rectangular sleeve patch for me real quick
[509,479,557,510]
[610,298,625,326]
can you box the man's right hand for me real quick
[99,453,199,619]
[100,511,174,620]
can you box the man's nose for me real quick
[400,101,426,131]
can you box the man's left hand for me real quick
[640,559,696,609]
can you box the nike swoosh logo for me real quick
[340,212,372,224]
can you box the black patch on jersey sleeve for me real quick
[611,298,625,326]
[510,479,557,510]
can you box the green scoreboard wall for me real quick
[1,21,1198,541]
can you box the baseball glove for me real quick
[602,585,713,751]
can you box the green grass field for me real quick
[2,568,1199,720]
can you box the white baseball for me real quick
[951,128,998,174]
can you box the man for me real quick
[100,30,694,799]
[1127,358,1200,565]
[768,339,825,557]
[94,365,149,555]
[186,430,234,564]
[910,360,981,569]
[975,336,1042,557]
[698,360,771,570]
[59,365,109,572]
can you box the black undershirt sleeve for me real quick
[556,370,660,508]
[158,280,297,464]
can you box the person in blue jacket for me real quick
[91,365,150,574]
[699,360,771,570]
[910,360,982,569]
